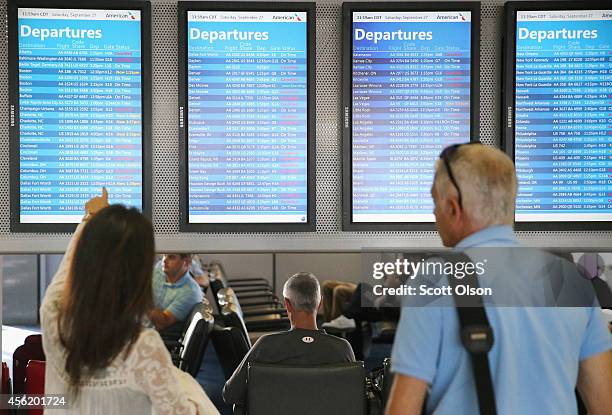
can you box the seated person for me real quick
[322,274,402,331]
[190,255,211,289]
[155,253,210,290]
[321,280,357,328]
[223,272,356,406]
[149,253,203,337]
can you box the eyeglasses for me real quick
[439,142,481,209]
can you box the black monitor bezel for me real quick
[502,1,612,231]
[342,2,481,232]
[178,1,317,233]
[8,0,153,233]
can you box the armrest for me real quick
[228,277,269,283]
[229,281,270,288]
[242,309,288,318]
[240,303,283,312]
[231,284,271,290]
[233,286,274,293]
[245,318,291,331]
[239,300,283,308]
[232,285,271,292]
[235,291,276,299]
[237,294,280,305]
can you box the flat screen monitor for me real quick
[503,2,612,230]
[178,2,316,232]
[342,2,480,231]
[8,0,152,233]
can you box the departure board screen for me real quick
[508,7,612,226]
[181,6,315,231]
[343,5,479,230]
[10,3,151,231]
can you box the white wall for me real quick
[198,253,274,284]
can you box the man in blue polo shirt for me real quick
[149,253,203,333]
[386,145,611,415]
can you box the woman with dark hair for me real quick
[40,189,218,414]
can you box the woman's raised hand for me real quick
[84,187,110,218]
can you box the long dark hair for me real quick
[59,205,155,393]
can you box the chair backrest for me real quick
[160,300,213,343]
[25,360,46,415]
[1,362,10,394]
[13,334,45,394]
[247,362,367,415]
[179,304,214,377]
[180,301,214,340]
[210,325,251,380]
[218,300,252,348]
[1,362,11,415]
[382,357,394,407]
[25,360,45,394]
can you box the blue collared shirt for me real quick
[392,226,611,415]
[152,268,202,321]
[455,225,519,249]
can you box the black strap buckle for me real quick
[461,324,494,354]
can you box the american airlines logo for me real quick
[106,13,131,19]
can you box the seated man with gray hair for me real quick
[223,272,356,406]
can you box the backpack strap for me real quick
[442,252,497,415]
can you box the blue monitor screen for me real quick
[17,7,144,224]
[513,9,612,223]
[350,11,472,223]
[186,11,309,224]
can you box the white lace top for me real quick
[40,223,219,415]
